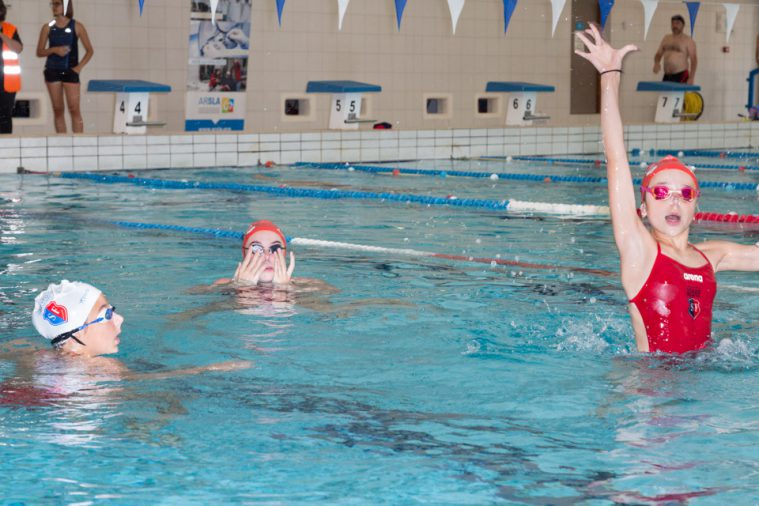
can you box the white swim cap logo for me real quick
[683,273,703,283]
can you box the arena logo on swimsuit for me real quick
[683,273,704,283]
[43,302,68,326]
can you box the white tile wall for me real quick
[6,122,755,173]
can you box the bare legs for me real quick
[45,81,83,133]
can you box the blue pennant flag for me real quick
[503,0,518,33]
[684,1,699,35]
[276,0,286,26]
[599,0,614,30]
[394,0,408,30]
[139,0,145,16]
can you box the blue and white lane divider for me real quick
[105,219,616,278]
[644,149,759,160]
[293,162,759,192]
[59,173,611,217]
[510,155,759,172]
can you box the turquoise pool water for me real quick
[1,156,758,503]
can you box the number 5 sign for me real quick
[329,93,363,130]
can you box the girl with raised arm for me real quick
[575,25,759,353]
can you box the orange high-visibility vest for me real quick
[2,22,21,93]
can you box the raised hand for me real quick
[574,24,638,74]
[272,248,295,286]
[234,248,266,285]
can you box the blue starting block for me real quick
[636,81,701,123]
[486,82,555,125]
[306,80,381,130]
[88,80,172,134]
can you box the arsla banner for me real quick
[185,0,251,131]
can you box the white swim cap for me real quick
[32,280,102,341]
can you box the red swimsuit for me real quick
[630,243,717,353]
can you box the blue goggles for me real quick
[51,306,116,348]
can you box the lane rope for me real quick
[294,162,759,192]
[55,173,759,224]
[509,155,759,172]
[104,219,616,277]
[58,172,611,216]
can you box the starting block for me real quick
[306,80,381,130]
[486,82,555,125]
[636,81,701,123]
[87,80,172,134]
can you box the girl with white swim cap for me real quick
[32,280,122,357]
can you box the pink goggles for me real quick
[641,185,700,202]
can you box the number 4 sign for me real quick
[113,92,150,134]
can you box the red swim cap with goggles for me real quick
[640,155,699,200]
[242,220,287,256]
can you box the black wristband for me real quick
[600,69,623,75]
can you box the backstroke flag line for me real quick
[685,1,700,35]
[338,0,351,30]
[503,0,518,34]
[639,0,658,40]
[550,0,566,37]
[722,3,739,43]
[447,0,466,35]
[599,0,614,30]
[395,0,408,30]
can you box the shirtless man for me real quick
[653,15,697,84]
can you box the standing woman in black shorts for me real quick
[36,0,93,133]
[0,0,23,134]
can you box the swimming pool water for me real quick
[1,156,759,503]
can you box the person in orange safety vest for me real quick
[0,0,22,134]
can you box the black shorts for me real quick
[44,68,80,84]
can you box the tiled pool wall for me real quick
[1,122,758,174]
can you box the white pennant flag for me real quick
[63,0,69,16]
[210,0,219,25]
[447,0,466,35]
[639,0,658,40]
[338,0,351,30]
[550,0,567,37]
[722,3,739,43]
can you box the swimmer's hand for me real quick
[234,247,267,285]
[272,249,295,286]
[125,360,253,381]
[203,360,253,372]
[574,24,637,74]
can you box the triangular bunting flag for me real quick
[395,0,408,30]
[503,0,518,34]
[63,0,69,16]
[722,3,739,43]
[210,0,219,25]
[550,0,567,37]
[639,0,658,40]
[599,0,614,30]
[276,0,286,26]
[139,0,145,16]
[684,1,699,36]
[447,0,466,35]
[338,0,351,30]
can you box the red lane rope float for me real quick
[695,212,759,224]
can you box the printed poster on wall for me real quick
[185,0,251,131]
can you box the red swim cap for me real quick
[641,155,698,190]
[242,220,286,256]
